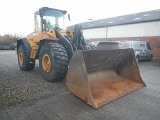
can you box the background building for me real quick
[68,9,160,57]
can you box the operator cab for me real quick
[34,7,69,32]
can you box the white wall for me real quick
[83,28,106,39]
[107,21,160,38]
[82,21,160,39]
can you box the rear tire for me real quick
[39,43,69,82]
[17,45,35,71]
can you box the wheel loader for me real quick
[16,7,146,109]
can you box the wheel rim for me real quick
[18,53,23,65]
[42,54,51,72]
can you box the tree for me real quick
[0,33,24,50]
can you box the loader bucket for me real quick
[66,49,146,109]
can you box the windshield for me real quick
[43,9,66,29]
[35,9,67,32]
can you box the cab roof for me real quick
[34,7,67,16]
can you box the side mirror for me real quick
[68,14,71,21]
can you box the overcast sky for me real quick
[0,0,159,36]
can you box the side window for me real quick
[139,43,145,48]
[35,14,41,32]
[146,43,152,50]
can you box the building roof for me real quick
[67,9,160,30]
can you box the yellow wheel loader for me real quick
[16,7,146,109]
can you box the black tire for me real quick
[39,43,69,82]
[148,55,153,62]
[136,56,139,63]
[17,45,35,71]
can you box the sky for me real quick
[0,0,159,36]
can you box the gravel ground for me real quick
[0,50,69,108]
[0,50,160,109]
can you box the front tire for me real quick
[39,43,69,82]
[17,45,35,71]
[148,55,153,62]
[136,56,139,63]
